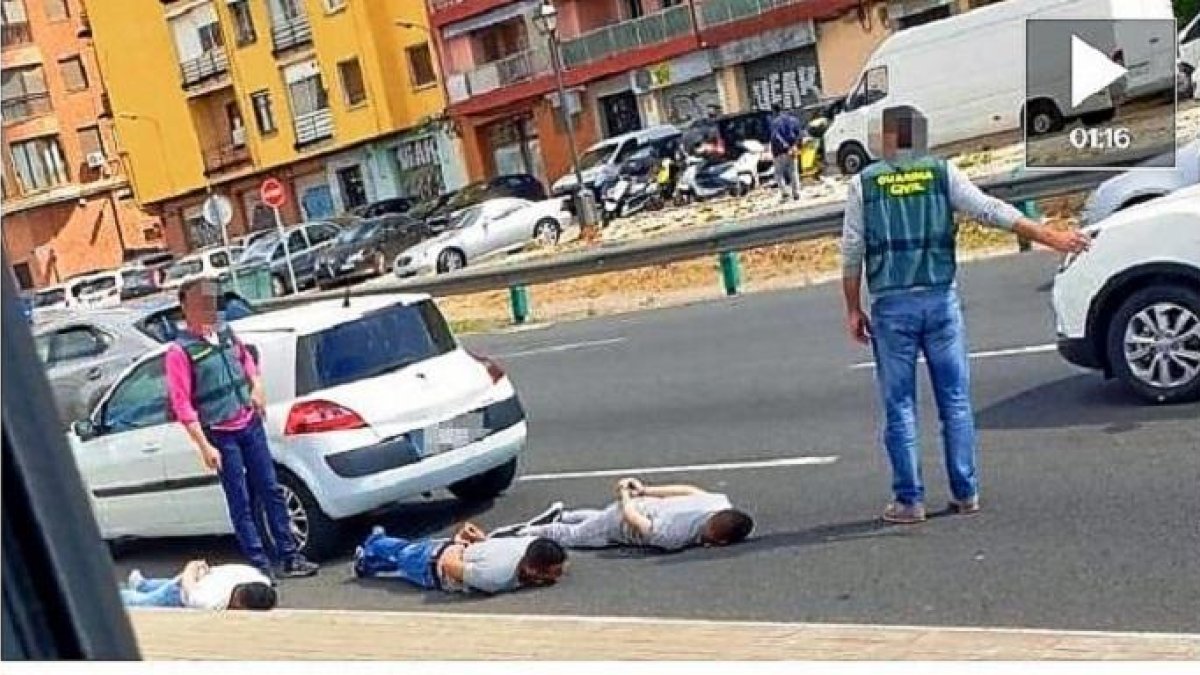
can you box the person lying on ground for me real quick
[498,478,754,551]
[352,522,567,594]
[119,560,277,610]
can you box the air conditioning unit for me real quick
[85,152,107,169]
[231,126,246,146]
[630,68,654,95]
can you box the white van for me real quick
[824,0,1174,174]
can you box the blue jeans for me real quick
[206,417,297,570]
[357,530,447,590]
[120,577,184,608]
[870,288,979,505]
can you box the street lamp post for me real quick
[533,0,596,235]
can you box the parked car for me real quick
[132,251,176,285]
[315,214,437,289]
[232,229,277,250]
[552,126,680,197]
[33,292,256,429]
[32,284,71,311]
[67,294,527,559]
[64,266,160,309]
[823,0,1172,174]
[351,197,415,218]
[394,197,571,277]
[421,175,548,231]
[1182,14,1200,98]
[160,246,245,290]
[1082,140,1200,225]
[1053,184,1200,403]
[237,221,343,295]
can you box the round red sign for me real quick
[260,177,287,208]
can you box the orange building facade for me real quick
[2,0,163,289]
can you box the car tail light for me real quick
[285,400,367,435]
[469,351,505,383]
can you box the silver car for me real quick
[393,197,571,277]
[1082,140,1200,225]
[34,293,256,429]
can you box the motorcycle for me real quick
[601,157,661,225]
[674,140,760,205]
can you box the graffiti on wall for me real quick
[667,88,721,125]
[749,65,822,110]
[395,136,445,201]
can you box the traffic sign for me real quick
[201,194,233,227]
[260,178,287,209]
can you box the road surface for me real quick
[114,252,1200,633]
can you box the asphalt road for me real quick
[113,252,1200,632]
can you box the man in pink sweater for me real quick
[166,279,318,581]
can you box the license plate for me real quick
[414,413,487,456]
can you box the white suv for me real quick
[1053,186,1200,403]
[68,295,527,558]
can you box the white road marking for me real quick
[495,337,627,359]
[519,455,839,482]
[850,343,1058,370]
[239,608,1200,641]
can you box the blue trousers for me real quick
[357,530,448,590]
[207,417,297,570]
[120,577,184,608]
[870,289,979,506]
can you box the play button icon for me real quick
[1070,34,1127,108]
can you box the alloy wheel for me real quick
[279,484,309,552]
[1123,302,1200,389]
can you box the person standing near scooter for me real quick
[769,103,802,202]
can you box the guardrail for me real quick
[255,168,1111,314]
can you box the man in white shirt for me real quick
[120,560,277,610]
[511,478,754,551]
[352,522,567,594]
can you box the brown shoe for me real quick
[949,496,981,515]
[882,502,927,524]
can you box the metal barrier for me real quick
[560,5,694,69]
[255,168,1110,315]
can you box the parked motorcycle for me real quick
[601,156,661,225]
[674,140,759,205]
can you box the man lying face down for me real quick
[353,522,567,593]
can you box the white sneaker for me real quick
[126,569,144,591]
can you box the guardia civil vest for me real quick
[860,156,957,296]
[175,326,252,428]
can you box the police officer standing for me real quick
[166,278,319,580]
[841,106,1089,524]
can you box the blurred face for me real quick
[182,281,219,330]
[519,563,564,587]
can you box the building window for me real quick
[59,55,88,92]
[337,58,366,107]
[77,125,103,157]
[42,0,68,22]
[10,136,69,192]
[336,165,367,210]
[229,0,256,46]
[12,262,33,290]
[1,64,51,122]
[1,1,32,45]
[250,90,276,134]
[406,43,436,89]
[285,62,329,117]
[322,0,346,12]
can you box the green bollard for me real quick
[509,285,530,325]
[1017,200,1041,252]
[719,250,742,296]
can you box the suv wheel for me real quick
[448,458,518,502]
[533,218,561,246]
[436,249,466,274]
[1106,284,1200,403]
[275,470,341,561]
[837,143,869,175]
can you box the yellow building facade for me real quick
[84,0,462,253]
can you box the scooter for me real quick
[674,140,759,205]
[601,159,660,225]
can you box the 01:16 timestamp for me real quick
[1069,126,1133,151]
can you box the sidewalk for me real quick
[130,609,1200,660]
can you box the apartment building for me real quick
[431,0,991,187]
[84,0,464,254]
[1,0,163,289]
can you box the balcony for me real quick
[202,143,252,176]
[559,4,693,70]
[272,16,313,54]
[446,48,549,104]
[180,48,229,89]
[697,0,805,27]
[1,21,33,46]
[2,93,52,124]
[428,0,463,10]
[292,108,333,147]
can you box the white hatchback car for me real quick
[1053,185,1200,403]
[68,294,527,558]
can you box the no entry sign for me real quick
[260,177,287,209]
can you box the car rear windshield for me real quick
[294,300,456,396]
[34,289,66,307]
